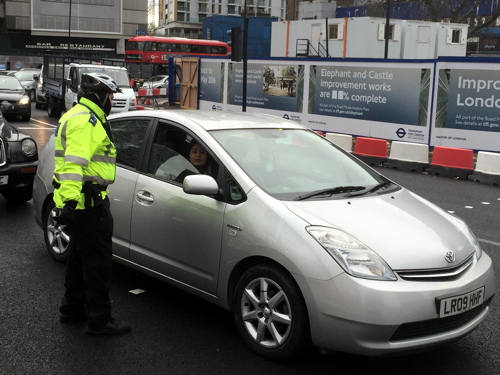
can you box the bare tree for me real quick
[365,0,500,37]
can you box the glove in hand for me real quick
[54,201,77,225]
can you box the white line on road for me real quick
[18,118,57,129]
[479,238,500,247]
[17,127,56,130]
[31,118,56,127]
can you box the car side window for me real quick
[225,170,246,204]
[111,118,150,169]
[147,123,198,183]
[147,122,221,185]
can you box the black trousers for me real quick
[60,197,113,328]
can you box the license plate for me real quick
[0,175,8,185]
[439,286,485,318]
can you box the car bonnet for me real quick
[0,119,18,141]
[283,188,477,271]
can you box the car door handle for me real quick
[136,191,154,202]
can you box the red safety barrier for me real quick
[353,137,387,158]
[352,137,387,166]
[430,146,474,170]
[136,87,169,107]
[137,88,168,97]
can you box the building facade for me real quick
[0,0,148,70]
[156,0,285,38]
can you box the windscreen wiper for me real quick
[345,181,393,197]
[295,186,366,201]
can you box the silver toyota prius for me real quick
[33,110,496,360]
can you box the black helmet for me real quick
[81,73,122,94]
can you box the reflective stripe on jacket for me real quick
[53,97,116,209]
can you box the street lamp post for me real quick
[242,0,248,112]
[68,0,72,52]
[384,0,390,59]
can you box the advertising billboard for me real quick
[431,60,500,151]
[199,59,433,144]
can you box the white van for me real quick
[65,64,137,113]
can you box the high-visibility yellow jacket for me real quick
[53,97,116,209]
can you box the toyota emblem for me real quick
[444,251,456,263]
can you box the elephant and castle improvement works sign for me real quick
[198,57,500,152]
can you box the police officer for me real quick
[53,72,131,335]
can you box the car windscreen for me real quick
[0,76,24,90]
[149,76,167,82]
[14,71,38,81]
[78,67,131,87]
[211,128,387,200]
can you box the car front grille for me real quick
[1,100,17,105]
[396,254,475,282]
[0,138,5,166]
[113,99,127,109]
[390,297,493,342]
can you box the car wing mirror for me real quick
[66,78,78,92]
[183,174,219,195]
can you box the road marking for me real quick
[478,238,500,247]
[17,127,56,130]
[30,118,57,127]
[17,119,57,130]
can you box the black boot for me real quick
[86,317,131,335]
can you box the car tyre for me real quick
[47,97,62,118]
[233,264,310,360]
[43,199,70,263]
[1,185,32,202]
[21,109,31,121]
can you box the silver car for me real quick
[33,110,496,360]
[12,68,40,102]
[142,75,169,89]
[34,70,46,109]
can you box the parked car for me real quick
[34,70,46,109]
[0,75,31,121]
[16,69,40,102]
[4,68,40,102]
[32,110,496,360]
[0,111,38,202]
[142,75,169,89]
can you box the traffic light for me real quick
[227,27,243,62]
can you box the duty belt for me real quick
[53,180,107,209]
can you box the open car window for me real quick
[147,122,219,184]
[111,118,151,170]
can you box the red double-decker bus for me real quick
[125,35,231,79]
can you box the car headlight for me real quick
[461,221,482,260]
[447,214,482,260]
[22,138,37,156]
[467,226,483,260]
[469,228,482,260]
[19,97,30,105]
[307,226,397,281]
